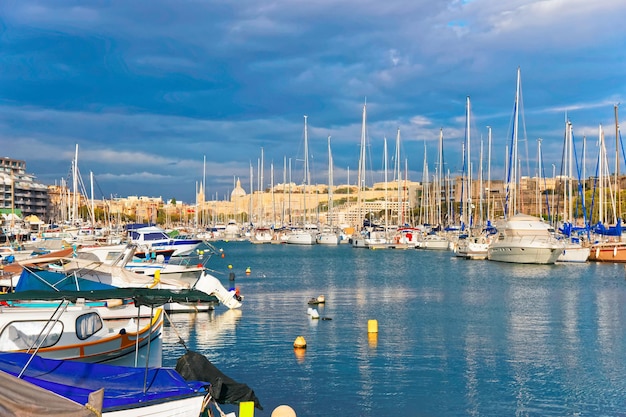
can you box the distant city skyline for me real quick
[1,1,625,203]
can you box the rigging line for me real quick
[571,129,589,230]
[162,308,189,351]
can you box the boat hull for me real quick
[488,244,562,264]
[557,244,590,263]
[104,395,205,417]
[316,233,339,245]
[589,243,626,262]
[286,233,316,245]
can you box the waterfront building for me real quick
[0,157,49,219]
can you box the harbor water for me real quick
[162,242,626,416]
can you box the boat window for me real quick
[76,312,103,340]
[0,320,63,351]
[105,251,122,261]
[145,232,169,240]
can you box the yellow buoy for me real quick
[368,319,378,333]
[239,401,255,417]
[228,264,233,269]
[246,267,251,274]
[293,336,307,348]
[368,332,378,348]
[271,405,297,417]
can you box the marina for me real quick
[159,241,626,416]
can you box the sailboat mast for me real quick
[282,156,287,226]
[356,102,367,230]
[568,121,574,222]
[328,136,334,227]
[384,137,389,235]
[513,68,521,216]
[599,125,604,224]
[396,128,402,226]
[303,115,309,225]
[487,126,492,222]
[466,96,472,229]
[615,104,621,220]
[437,128,443,226]
[72,144,79,223]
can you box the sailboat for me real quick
[351,102,387,248]
[588,105,626,262]
[456,97,491,260]
[487,67,563,264]
[556,119,590,262]
[317,136,340,245]
[287,115,317,245]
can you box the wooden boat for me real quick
[588,241,626,262]
[0,301,163,367]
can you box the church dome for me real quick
[231,178,246,200]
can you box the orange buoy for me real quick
[293,336,307,348]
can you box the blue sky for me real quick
[1,0,625,203]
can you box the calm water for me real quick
[162,242,626,417]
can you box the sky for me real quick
[1,0,625,204]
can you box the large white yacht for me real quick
[487,214,564,264]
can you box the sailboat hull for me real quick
[589,243,626,262]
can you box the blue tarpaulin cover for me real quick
[16,268,118,292]
[0,352,208,411]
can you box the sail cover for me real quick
[176,350,263,410]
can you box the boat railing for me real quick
[18,299,71,378]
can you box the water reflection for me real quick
[162,308,242,363]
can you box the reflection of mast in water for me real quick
[163,309,243,353]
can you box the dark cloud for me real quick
[0,0,625,202]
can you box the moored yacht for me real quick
[488,214,563,264]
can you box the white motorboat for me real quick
[127,226,203,256]
[417,233,450,250]
[352,229,387,248]
[456,235,492,260]
[488,214,564,264]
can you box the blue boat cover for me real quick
[16,268,118,292]
[0,352,208,410]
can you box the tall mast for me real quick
[466,96,472,229]
[396,128,402,226]
[384,137,389,235]
[303,115,309,225]
[328,136,334,227]
[487,126,492,222]
[282,156,287,226]
[72,144,79,223]
[599,125,604,224]
[356,101,367,230]
[437,128,443,226]
[249,162,253,225]
[615,104,621,220]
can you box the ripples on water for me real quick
[162,244,626,416]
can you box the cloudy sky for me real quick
[1,0,625,203]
